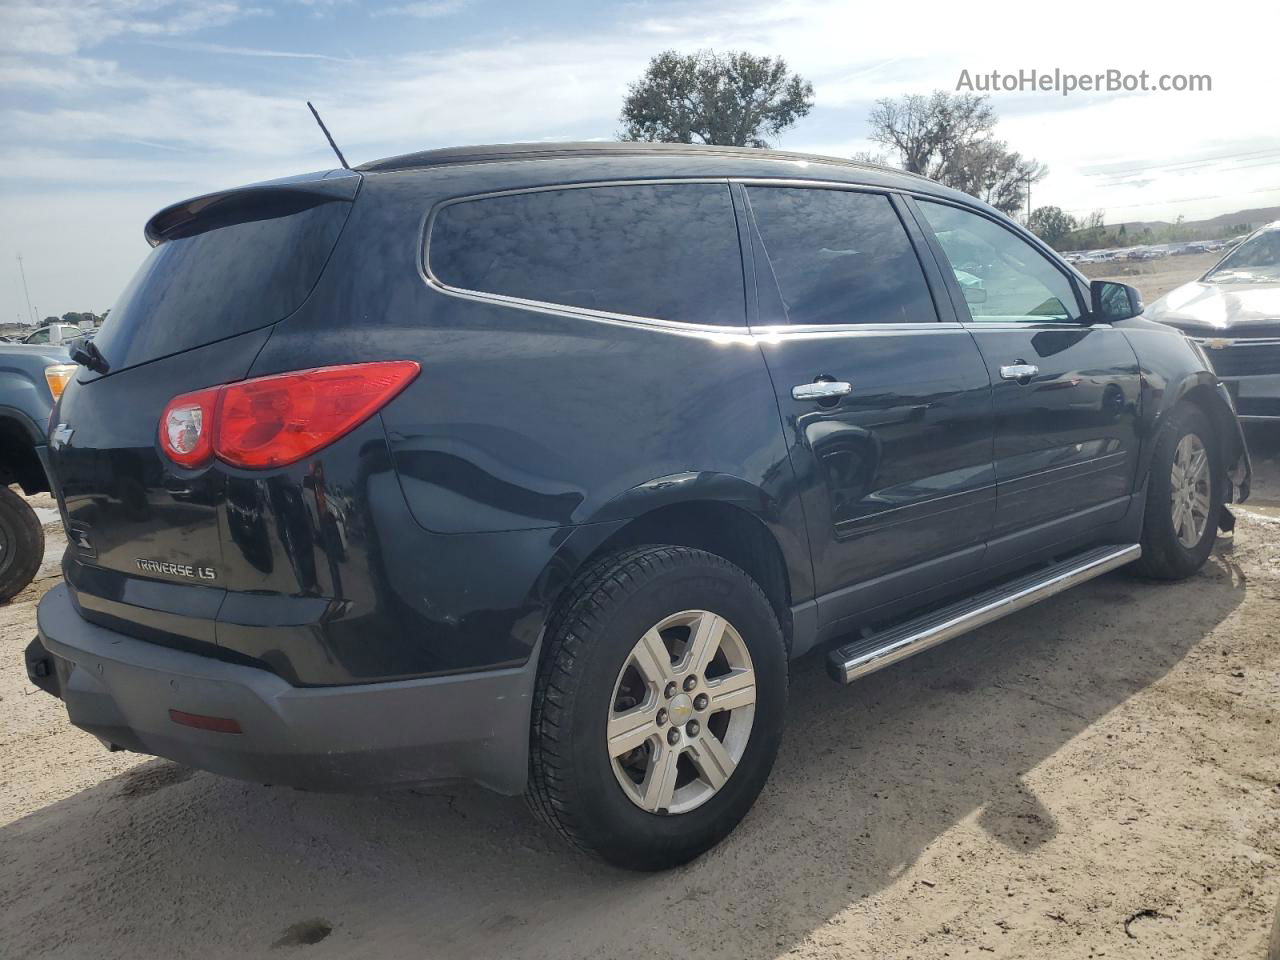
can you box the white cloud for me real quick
[377,1,468,18]
[140,40,355,61]
[1,0,257,56]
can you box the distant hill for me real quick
[1115,206,1280,234]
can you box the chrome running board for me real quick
[826,543,1142,684]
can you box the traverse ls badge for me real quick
[135,558,218,581]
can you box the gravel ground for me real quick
[1079,251,1222,302]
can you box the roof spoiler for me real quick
[144,168,361,246]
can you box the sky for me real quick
[2,0,1278,324]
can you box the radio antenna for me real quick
[307,101,351,170]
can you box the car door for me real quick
[910,197,1142,557]
[739,183,996,632]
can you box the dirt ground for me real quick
[1079,251,1221,303]
[2,257,1277,959]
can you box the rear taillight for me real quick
[161,386,220,468]
[159,361,419,470]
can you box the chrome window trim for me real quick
[957,321,1107,332]
[420,178,749,338]
[751,323,968,340]
[419,278,757,343]
[419,175,968,341]
[731,176,897,194]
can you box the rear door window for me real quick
[428,183,745,326]
[745,186,938,326]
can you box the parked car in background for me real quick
[25,142,1251,870]
[0,341,75,599]
[23,323,88,347]
[1145,221,1280,421]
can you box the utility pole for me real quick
[15,253,35,325]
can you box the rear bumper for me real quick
[27,583,535,794]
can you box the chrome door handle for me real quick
[999,363,1039,381]
[792,380,852,401]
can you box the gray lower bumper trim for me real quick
[35,583,535,794]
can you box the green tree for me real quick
[946,140,1047,217]
[1065,210,1108,249]
[620,50,814,147]
[1027,206,1078,248]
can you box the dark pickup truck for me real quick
[0,343,75,599]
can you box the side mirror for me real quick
[1090,280,1144,322]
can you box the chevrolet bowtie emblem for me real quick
[1202,338,1233,349]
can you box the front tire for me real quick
[527,545,787,870]
[1135,403,1222,580]
[0,485,44,602]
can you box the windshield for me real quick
[1204,229,1280,283]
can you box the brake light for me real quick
[158,361,419,470]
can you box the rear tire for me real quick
[0,485,44,602]
[527,545,787,870]
[1134,403,1222,580]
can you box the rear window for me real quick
[94,194,351,373]
[428,183,745,326]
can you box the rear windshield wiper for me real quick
[70,338,110,375]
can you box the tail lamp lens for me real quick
[161,387,219,468]
[158,361,419,470]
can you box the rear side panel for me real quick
[52,329,269,650]
[49,173,362,677]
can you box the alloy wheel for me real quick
[1170,432,1211,548]
[606,609,756,815]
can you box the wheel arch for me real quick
[531,474,808,656]
[0,408,50,495]
[1161,373,1248,492]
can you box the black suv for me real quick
[26,143,1251,870]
